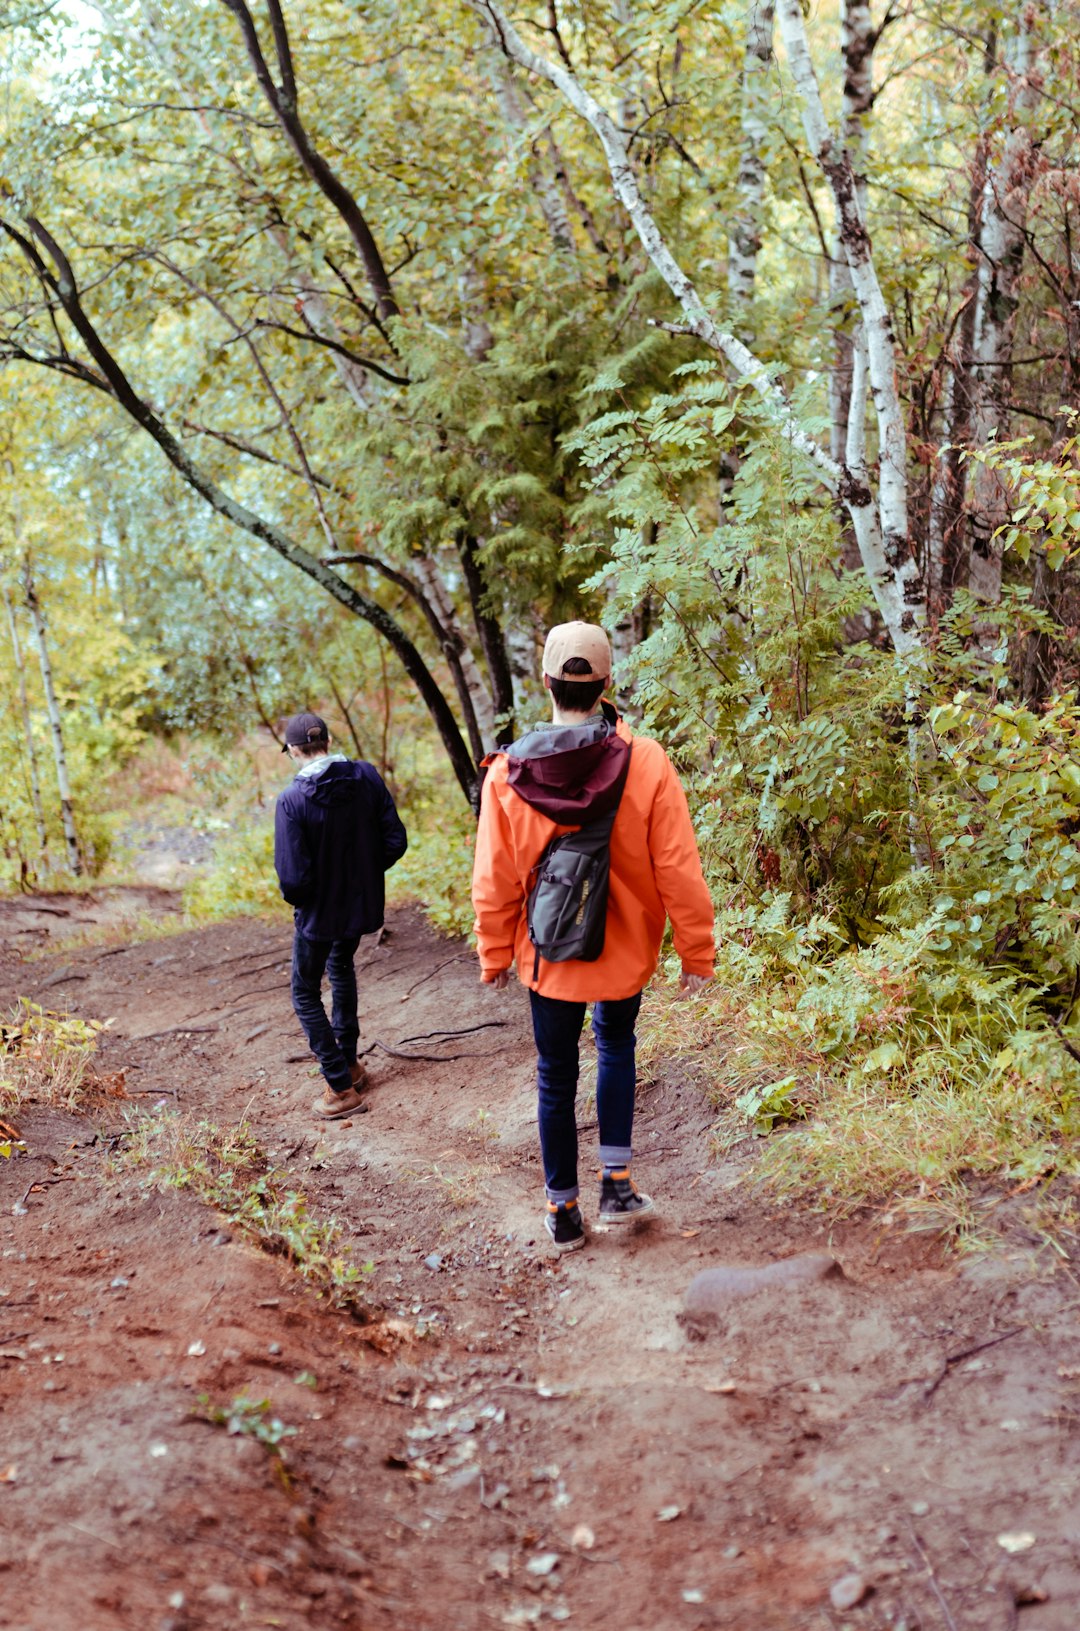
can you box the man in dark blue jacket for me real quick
[274,712,408,1119]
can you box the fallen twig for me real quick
[397,1021,506,1044]
[187,944,291,974]
[38,969,90,990]
[922,1326,1025,1403]
[367,1040,480,1064]
[129,1024,219,1042]
[15,1176,63,1211]
[399,952,471,1000]
[357,926,389,970]
[234,958,291,980]
[908,1526,958,1631]
[65,1520,122,1552]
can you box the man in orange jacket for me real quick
[472,621,715,1253]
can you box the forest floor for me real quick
[1,886,1079,1631]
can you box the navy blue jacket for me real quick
[274,759,408,940]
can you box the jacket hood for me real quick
[503,703,630,824]
[294,759,364,807]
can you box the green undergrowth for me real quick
[639,932,1080,1242]
[181,819,288,924]
[0,998,118,1112]
[386,797,477,939]
[118,1111,374,1316]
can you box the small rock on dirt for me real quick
[830,1572,870,1612]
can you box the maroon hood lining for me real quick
[505,732,631,824]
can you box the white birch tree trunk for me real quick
[3,585,50,859]
[466,0,923,658]
[488,54,576,255]
[775,0,923,651]
[728,0,776,308]
[828,0,874,465]
[968,16,1043,604]
[23,568,82,877]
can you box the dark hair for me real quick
[549,655,606,713]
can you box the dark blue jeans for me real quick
[291,931,361,1093]
[528,989,643,1205]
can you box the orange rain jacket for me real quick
[472,715,715,1001]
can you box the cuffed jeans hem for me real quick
[545,1185,580,1207]
[599,1145,633,1168]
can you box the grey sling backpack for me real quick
[526,744,632,981]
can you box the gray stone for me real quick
[682,1254,843,1325]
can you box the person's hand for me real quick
[482,969,511,991]
[679,970,711,996]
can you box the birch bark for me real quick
[23,568,82,876]
[968,17,1043,604]
[827,0,874,466]
[775,0,923,649]
[467,0,923,657]
[728,0,776,308]
[488,53,576,255]
[3,585,50,858]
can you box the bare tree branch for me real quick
[2,210,478,803]
[218,0,400,323]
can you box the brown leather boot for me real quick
[312,1084,366,1120]
[349,1061,369,1090]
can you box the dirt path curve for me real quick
[2,898,1078,1631]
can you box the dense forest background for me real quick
[2,0,1080,1220]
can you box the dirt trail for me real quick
[2,896,1078,1631]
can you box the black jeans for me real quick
[291,930,361,1093]
[528,989,642,1206]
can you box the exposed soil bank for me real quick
[1,898,1078,1630]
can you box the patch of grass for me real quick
[637,961,1080,1242]
[0,999,124,1111]
[119,1111,374,1316]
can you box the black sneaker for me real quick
[598,1167,654,1224]
[545,1200,586,1254]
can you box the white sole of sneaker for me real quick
[596,1200,655,1227]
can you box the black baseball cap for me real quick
[282,712,330,752]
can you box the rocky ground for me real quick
[1,891,1078,1631]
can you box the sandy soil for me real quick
[2,895,1078,1631]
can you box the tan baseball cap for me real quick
[542,620,612,682]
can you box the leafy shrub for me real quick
[0,999,118,1110]
[567,371,1080,1220]
[388,798,477,939]
[183,818,288,923]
